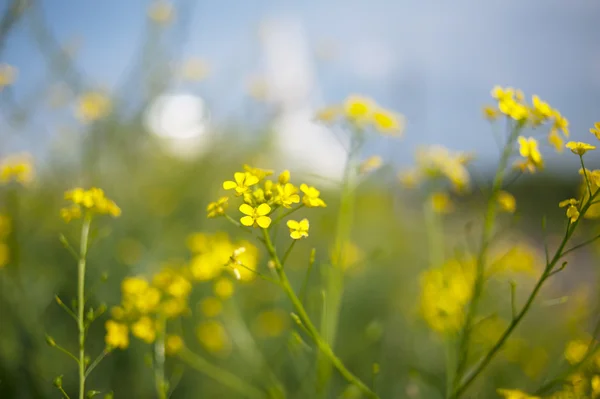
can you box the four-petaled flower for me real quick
[300,184,327,207]
[276,183,300,208]
[516,136,543,173]
[566,141,596,156]
[207,197,228,218]
[287,219,309,239]
[559,198,580,223]
[223,172,259,196]
[239,203,271,228]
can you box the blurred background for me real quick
[1,0,600,398]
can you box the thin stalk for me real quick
[178,347,265,399]
[154,318,167,399]
[281,240,296,266]
[273,204,304,224]
[84,349,109,378]
[77,214,92,399]
[262,228,378,399]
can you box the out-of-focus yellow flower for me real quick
[231,241,260,282]
[330,241,364,272]
[239,203,271,228]
[278,170,290,184]
[372,108,404,136]
[148,1,174,24]
[315,105,342,124]
[344,95,374,124]
[161,298,187,318]
[592,375,600,395]
[564,339,589,364]
[488,243,541,277]
[515,136,543,173]
[496,388,540,399]
[0,64,17,89]
[548,129,564,152]
[287,219,309,239]
[430,192,453,214]
[196,320,230,354]
[493,86,529,121]
[166,335,183,355]
[559,198,580,223]
[199,297,222,317]
[181,58,210,81]
[398,169,419,189]
[0,153,34,185]
[76,92,111,122]
[105,320,129,350]
[223,172,259,196]
[497,191,516,213]
[590,122,600,140]
[359,156,383,175]
[213,277,234,299]
[482,105,500,121]
[552,110,569,137]
[254,309,289,338]
[60,205,82,223]
[63,187,121,218]
[243,165,273,180]
[121,277,161,314]
[300,184,326,207]
[531,95,553,125]
[131,316,156,344]
[275,183,300,208]
[566,141,596,156]
[207,197,228,218]
[414,146,472,193]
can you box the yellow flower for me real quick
[359,156,383,175]
[548,129,564,152]
[64,187,121,218]
[590,122,600,140]
[278,170,290,184]
[132,316,156,344]
[207,197,228,218]
[566,141,596,156]
[497,191,516,213]
[516,136,543,173]
[213,277,234,299]
[287,219,309,239]
[496,388,540,399]
[105,320,129,350]
[414,146,472,193]
[196,320,230,354]
[243,165,274,180]
[552,111,569,137]
[0,154,34,185]
[532,95,553,119]
[165,335,183,355]
[253,309,289,338]
[239,203,271,228]
[275,183,300,208]
[482,105,500,121]
[592,375,600,395]
[564,339,589,364]
[76,92,111,122]
[315,106,342,124]
[300,184,326,207]
[491,86,514,101]
[344,95,374,123]
[200,297,222,317]
[372,108,404,136]
[60,205,82,223]
[223,172,259,196]
[430,192,453,214]
[148,1,174,24]
[0,64,17,88]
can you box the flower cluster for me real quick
[61,187,121,222]
[0,153,34,185]
[0,215,10,268]
[315,95,405,136]
[105,263,192,350]
[211,165,326,240]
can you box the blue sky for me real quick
[2,0,600,173]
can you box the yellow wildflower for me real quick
[0,154,34,185]
[196,320,230,354]
[548,129,564,152]
[200,297,222,317]
[414,146,472,193]
[213,277,234,299]
[239,203,271,228]
[359,156,383,175]
[275,183,300,208]
[552,111,569,137]
[516,136,543,173]
[254,309,289,338]
[105,320,129,350]
[131,316,156,344]
[300,184,326,207]
[566,141,596,156]
[0,64,17,88]
[430,192,453,214]
[278,170,290,184]
[564,339,588,364]
[207,197,228,218]
[287,219,309,239]
[482,105,500,121]
[148,1,174,24]
[344,95,374,123]
[590,122,600,140]
[60,205,82,223]
[64,187,121,218]
[559,198,580,223]
[230,241,260,282]
[372,108,404,136]
[243,165,274,180]
[223,172,259,196]
[161,298,187,318]
[496,388,540,399]
[592,375,600,395]
[497,191,516,213]
[491,86,514,102]
[165,335,183,355]
[76,92,111,122]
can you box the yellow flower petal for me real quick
[256,203,271,216]
[287,220,299,230]
[239,204,254,216]
[223,181,236,190]
[256,216,271,228]
[240,216,254,226]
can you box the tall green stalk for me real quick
[77,214,92,399]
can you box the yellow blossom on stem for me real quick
[372,107,405,136]
[213,277,234,299]
[278,170,290,184]
[482,105,500,121]
[60,205,82,223]
[516,136,543,173]
[105,320,129,350]
[196,320,230,354]
[223,172,259,196]
[359,156,383,174]
[63,187,121,218]
[497,191,516,213]
[560,198,580,223]
[287,219,309,239]
[131,316,156,344]
[239,203,272,228]
[275,183,300,208]
[566,141,596,156]
[344,95,374,123]
[590,122,600,140]
[76,92,111,122]
[207,197,228,218]
[0,154,34,185]
[430,192,453,214]
[300,184,326,207]
[552,110,569,137]
[165,335,183,355]
[243,165,274,180]
[548,129,564,152]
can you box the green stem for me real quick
[273,204,304,224]
[154,318,167,399]
[77,214,92,399]
[84,349,109,378]
[178,347,265,399]
[281,240,296,266]
[262,228,378,398]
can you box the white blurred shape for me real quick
[259,15,346,184]
[144,93,212,158]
